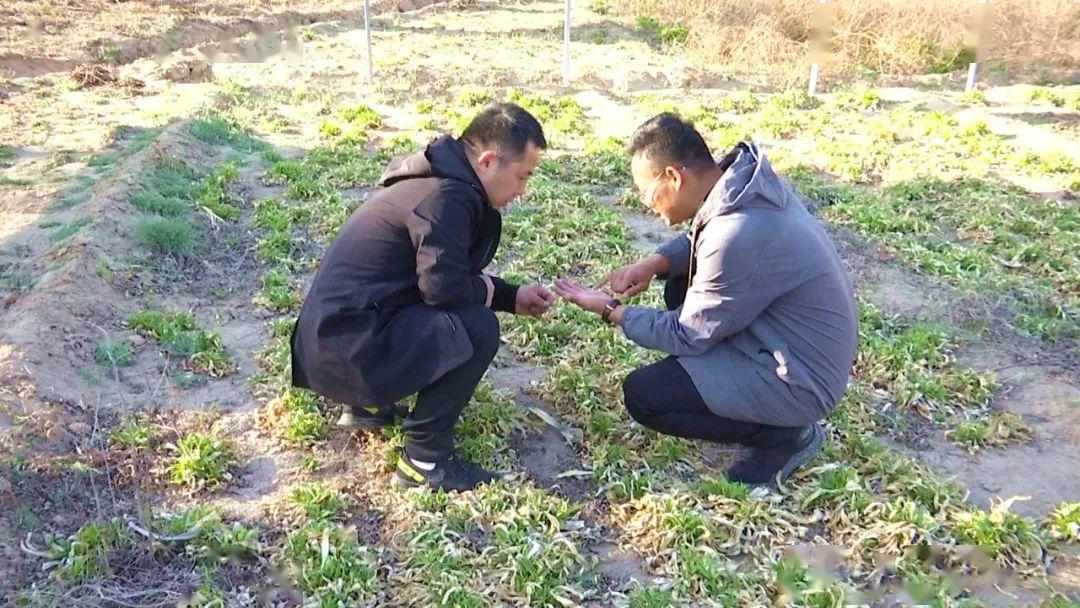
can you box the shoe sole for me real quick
[776,423,824,484]
[391,472,422,489]
[390,474,481,492]
[390,471,494,493]
[336,413,393,430]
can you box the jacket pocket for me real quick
[444,312,458,334]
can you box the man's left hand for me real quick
[553,279,614,315]
[516,284,554,317]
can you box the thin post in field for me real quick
[966,0,991,93]
[808,0,830,96]
[564,0,572,86]
[364,0,374,82]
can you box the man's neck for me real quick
[690,164,727,215]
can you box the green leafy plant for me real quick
[961,90,988,105]
[255,266,301,312]
[272,389,329,444]
[94,340,135,367]
[1044,501,1079,543]
[151,506,261,565]
[0,144,16,167]
[136,217,196,254]
[130,190,187,216]
[197,162,242,221]
[290,482,347,521]
[41,519,131,582]
[951,498,1046,567]
[1029,87,1065,107]
[948,411,1031,453]
[278,521,382,605]
[694,475,749,501]
[627,585,679,608]
[109,419,152,448]
[337,104,382,128]
[128,309,234,376]
[635,17,687,45]
[189,110,268,153]
[50,217,93,244]
[165,433,235,489]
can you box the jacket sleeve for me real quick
[656,233,691,279]
[406,186,489,309]
[621,221,774,356]
[489,276,520,314]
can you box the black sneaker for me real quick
[392,453,497,492]
[336,403,408,430]
[726,423,824,486]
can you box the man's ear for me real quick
[476,149,499,169]
[667,165,683,190]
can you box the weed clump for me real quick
[277,521,382,605]
[94,340,135,367]
[947,411,1032,453]
[127,309,234,376]
[136,217,196,254]
[165,432,235,489]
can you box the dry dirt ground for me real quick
[1,0,1078,604]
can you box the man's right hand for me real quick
[515,283,554,317]
[598,254,669,298]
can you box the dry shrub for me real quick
[609,0,1079,77]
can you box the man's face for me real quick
[474,142,542,210]
[631,154,690,225]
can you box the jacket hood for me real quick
[694,142,789,227]
[379,135,489,204]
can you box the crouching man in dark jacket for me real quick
[556,114,858,486]
[291,103,553,491]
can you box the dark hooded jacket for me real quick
[290,136,518,407]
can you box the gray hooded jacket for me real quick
[621,142,858,424]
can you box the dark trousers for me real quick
[400,304,500,462]
[622,276,802,450]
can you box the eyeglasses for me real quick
[641,165,690,209]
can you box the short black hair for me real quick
[628,112,714,169]
[461,102,547,160]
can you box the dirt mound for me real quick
[0,125,267,423]
[153,55,214,83]
[0,1,460,81]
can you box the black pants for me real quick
[401,304,501,462]
[622,276,802,450]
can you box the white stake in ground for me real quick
[364,0,374,82]
[807,0,830,96]
[966,0,991,93]
[808,63,821,97]
[965,61,980,93]
[563,0,572,86]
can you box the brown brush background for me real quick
[608,0,1080,77]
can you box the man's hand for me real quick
[597,254,668,298]
[515,284,554,317]
[553,279,614,315]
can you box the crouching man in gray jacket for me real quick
[555,113,858,485]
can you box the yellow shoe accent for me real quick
[397,457,426,484]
